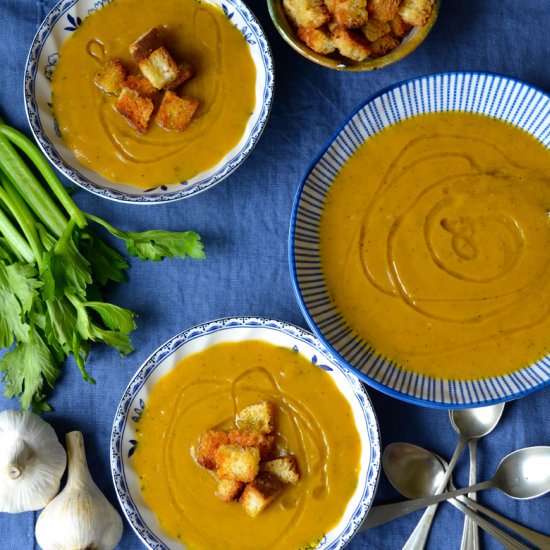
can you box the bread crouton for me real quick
[370,33,400,56]
[389,14,412,37]
[129,27,164,62]
[297,26,336,55]
[368,0,401,22]
[236,401,276,434]
[240,472,284,517]
[398,0,434,26]
[215,478,245,502]
[330,24,371,61]
[262,456,301,485]
[362,18,391,42]
[139,46,179,89]
[332,0,368,28]
[283,0,330,29]
[215,444,260,483]
[124,74,158,98]
[196,430,230,470]
[155,91,199,132]
[228,430,275,461]
[94,59,127,95]
[115,87,154,134]
[167,63,195,90]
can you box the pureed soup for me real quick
[52,0,256,187]
[132,340,362,549]
[320,112,550,380]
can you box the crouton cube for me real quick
[362,18,391,42]
[115,87,154,134]
[283,0,330,29]
[228,430,275,461]
[196,430,230,470]
[369,33,400,56]
[155,91,199,132]
[398,0,434,26]
[167,63,195,90]
[236,401,276,434]
[330,24,371,62]
[332,0,368,29]
[215,444,260,483]
[297,26,336,55]
[240,472,284,517]
[368,0,401,22]
[139,46,179,89]
[389,14,412,37]
[262,456,301,485]
[215,478,245,502]
[129,26,164,62]
[94,59,127,95]
[124,74,158,98]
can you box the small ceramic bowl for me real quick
[110,316,380,549]
[24,0,274,203]
[289,72,550,407]
[268,0,439,71]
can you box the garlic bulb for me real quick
[0,410,66,513]
[35,431,123,550]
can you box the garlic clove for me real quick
[35,431,123,550]
[0,410,66,513]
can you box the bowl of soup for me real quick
[110,316,380,549]
[289,72,550,408]
[25,0,273,202]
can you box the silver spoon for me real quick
[450,403,505,550]
[379,442,550,547]
[399,403,505,550]
[362,445,550,529]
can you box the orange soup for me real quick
[52,0,256,187]
[320,112,550,380]
[132,341,362,549]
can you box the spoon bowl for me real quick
[449,403,505,440]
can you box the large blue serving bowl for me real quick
[290,72,550,408]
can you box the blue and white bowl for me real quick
[290,72,550,408]
[25,0,274,203]
[110,316,380,549]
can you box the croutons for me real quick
[330,24,371,61]
[362,18,391,42]
[297,26,336,54]
[398,0,434,26]
[129,26,164,62]
[167,63,195,90]
[368,0,401,22]
[215,478,245,502]
[240,472,284,518]
[124,74,158,98]
[262,456,301,485]
[196,430,230,470]
[370,33,400,57]
[115,87,154,134]
[228,430,275,461]
[139,46,179,89]
[155,91,199,132]
[389,14,412,37]
[236,401,276,434]
[215,444,261,483]
[283,0,330,29]
[331,0,368,28]
[94,59,127,95]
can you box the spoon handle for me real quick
[460,496,550,548]
[450,497,529,550]
[360,480,495,530]
[460,440,479,550]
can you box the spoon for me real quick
[378,443,550,548]
[450,403,505,550]
[400,403,505,550]
[362,445,550,529]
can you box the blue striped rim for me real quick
[289,71,550,408]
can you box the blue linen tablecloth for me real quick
[1,0,550,548]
